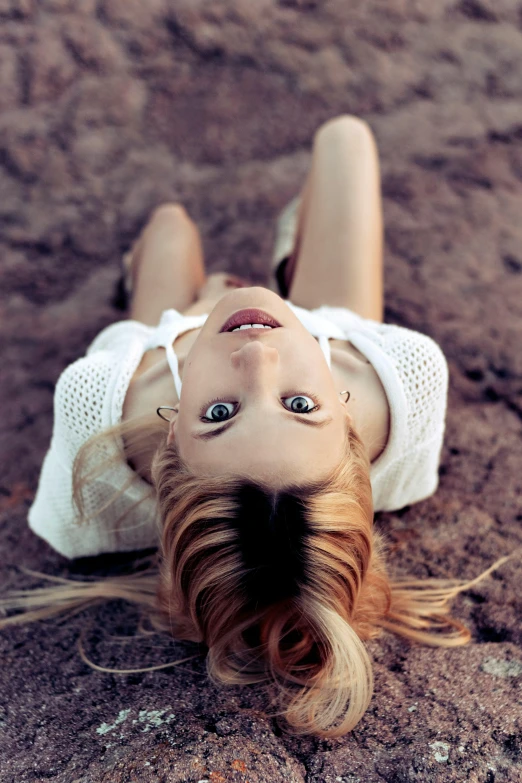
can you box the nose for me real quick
[230,340,279,384]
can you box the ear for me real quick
[166,412,177,446]
[340,398,353,425]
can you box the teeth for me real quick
[231,323,273,331]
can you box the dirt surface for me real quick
[1,1,522,781]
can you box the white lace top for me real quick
[28,303,449,559]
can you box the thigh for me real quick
[287,116,384,321]
[130,205,206,326]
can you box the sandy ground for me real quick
[0,1,521,781]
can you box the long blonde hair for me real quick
[0,415,512,738]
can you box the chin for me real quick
[214,287,283,311]
[227,285,279,300]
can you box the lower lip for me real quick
[219,308,281,333]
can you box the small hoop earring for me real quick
[157,406,178,422]
[339,390,350,403]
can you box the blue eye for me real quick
[283,395,318,413]
[200,394,319,424]
[202,401,236,422]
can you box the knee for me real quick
[315,115,374,143]
[150,202,193,227]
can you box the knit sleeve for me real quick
[86,318,153,356]
[27,433,133,560]
[27,353,113,557]
[373,435,445,512]
[27,351,158,559]
[369,327,449,512]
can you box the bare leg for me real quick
[128,204,206,326]
[284,116,384,322]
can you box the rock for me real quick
[101,0,166,27]
[67,75,146,129]
[26,24,78,104]
[0,110,50,182]
[41,0,97,12]
[0,44,20,110]
[62,17,126,72]
[0,0,33,18]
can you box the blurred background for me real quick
[0,1,521,781]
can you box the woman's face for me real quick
[169,288,350,488]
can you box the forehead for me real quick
[177,414,346,484]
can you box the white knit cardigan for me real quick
[28,303,449,559]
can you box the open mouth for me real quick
[219,308,282,333]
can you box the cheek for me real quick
[171,410,197,458]
[181,346,215,390]
[178,349,223,425]
[291,343,334,384]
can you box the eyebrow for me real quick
[192,412,334,441]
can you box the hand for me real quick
[196,272,252,301]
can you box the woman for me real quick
[3,115,506,738]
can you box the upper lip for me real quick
[219,308,282,333]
